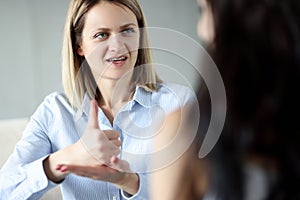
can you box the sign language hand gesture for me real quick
[55,100,137,191]
[77,99,121,166]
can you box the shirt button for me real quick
[112,195,117,200]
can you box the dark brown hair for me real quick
[200,0,300,199]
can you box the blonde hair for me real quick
[62,0,161,109]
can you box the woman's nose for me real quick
[108,34,125,52]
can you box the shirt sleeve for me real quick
[0,95,59,199]
[120,173,148,200]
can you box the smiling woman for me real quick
[0,0,197,199]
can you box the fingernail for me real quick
[56,165,62,170]
[111,156,118,163]
[60,166,68,172]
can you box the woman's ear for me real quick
[77,46,84,56]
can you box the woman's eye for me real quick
[121,28,136,35]
[94,32,108,39]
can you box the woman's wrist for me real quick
[43,155,67,183]
[42,144,76,183]
[114,172,139,196]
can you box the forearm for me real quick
[43,144,77,183]
[43,154,68,183]
[0,155,58,199]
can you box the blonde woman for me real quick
[0,0,195,199]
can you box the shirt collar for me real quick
[131,85,153,108]
[73,93,91,121]
[81,93,91,117]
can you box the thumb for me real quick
[87,100,100,129]
[110,156,131,172]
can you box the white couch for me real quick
[0,118,62,199]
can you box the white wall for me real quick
[0,0,68,119]
[140,0,199,41]
[0,0,200,119]
[140,0,202,91]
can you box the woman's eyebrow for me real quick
[91,23,137,33]
[94,27,110,32]
[120,23,138,29]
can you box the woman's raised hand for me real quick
[77,99,122,166]
[54,100,135,184]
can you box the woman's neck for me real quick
[98,77,134,116]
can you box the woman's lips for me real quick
[106,56,128,67]
[106,56,127,62]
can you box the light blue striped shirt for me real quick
[0,83,196,200]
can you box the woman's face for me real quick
[77,2,139,81]
[197,0,214,44]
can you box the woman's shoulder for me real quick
[155,82,197,108]
[34,91,73,116]
[43,91,68,103]
[41,91,69,107]
[158,82,194,92]
[26,92,72,132]
[157,82,197,101]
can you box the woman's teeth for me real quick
[107,56,127,62]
